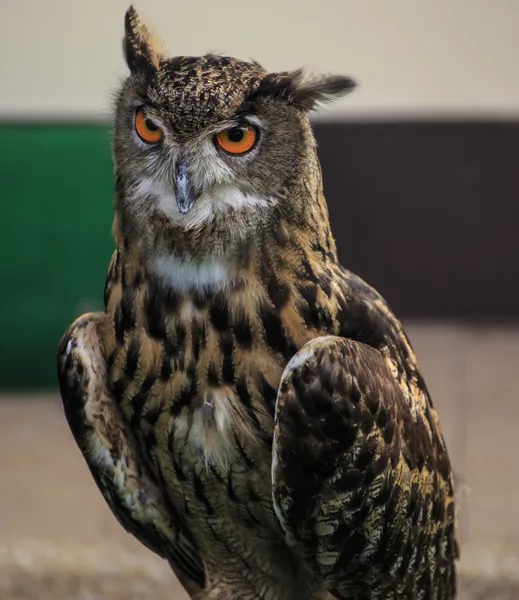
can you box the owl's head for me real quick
[114,6,355,266]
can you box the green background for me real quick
[0,123,115,389]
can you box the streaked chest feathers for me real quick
[103,250,319,474]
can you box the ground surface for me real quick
[1,323,519,598]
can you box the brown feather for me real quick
[273,336,458,599]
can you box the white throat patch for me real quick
[154,254,229,293]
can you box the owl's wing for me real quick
[57,313,205,595]
[272,336,457,599]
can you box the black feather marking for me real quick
[107,348,118,368]
[258,301,297,357]
[125,337,140,379]
[209,292,229,332]
[176,322,186,347]
[299,258,320,284]
[130,374,156,428]
[220,331,235,384]
[382,419,395,445]
[226,472,239,502]
[232,312,253,348]
[110,378,126,402]
[267,275,291,309]
[193,473,214,515]
[210,464,224,483]
[145,284,167,341]
[192,289,210,310]
[207,363,220,386]
[160,355,173,381]
[114,295,136,345]
[172,376,196,417]
[234,431,256,470]
[235,378,251,406]
[258,373,277,409]
[191,320,206,361]
[172,457,187,482]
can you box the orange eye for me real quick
[135,109,162,143]
[215,125,258,155]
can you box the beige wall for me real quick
[1,0,519,120]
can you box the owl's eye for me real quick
[135,109,162,143]
[215,125,258,155]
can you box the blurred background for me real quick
[1,0,518,598]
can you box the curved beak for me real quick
[175,159,198,214]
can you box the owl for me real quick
[57,6,459,600]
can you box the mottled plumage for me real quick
[57,6,458,599]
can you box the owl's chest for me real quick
[106,266,334,498]
[140,329,284,538]
[109,288,287,465]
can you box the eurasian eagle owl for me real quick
[58,6,458,599]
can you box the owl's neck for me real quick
[112,162,337,296]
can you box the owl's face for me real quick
[114,7,355,263]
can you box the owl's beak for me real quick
[175,160,197,214]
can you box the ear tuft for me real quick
[292,74,357,110]
[123,5,166,75]
[251,70,356,111]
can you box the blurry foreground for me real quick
[1,323,519,600]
